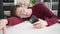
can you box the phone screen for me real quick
[28,15,39,24]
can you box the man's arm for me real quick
[41,3,58,26]
[31,3,58,28]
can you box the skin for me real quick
[0,7,43,34]
[16,7,32,18]
[33,19,43,29]
[0,19,7,34]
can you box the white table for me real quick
[0,21,60,34]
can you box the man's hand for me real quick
[33,20,43,29]
[32,19,48,29]
[0,19,8,34]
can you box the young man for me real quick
[0,3,58,34]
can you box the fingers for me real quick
[33,23,43,29]
[2,25,6,34]
[33,22,43,29]
[0,24,6,34]
[32,20,43,29]
[0,21,4,30]
[33,21,41,25]
[33,23,40,26]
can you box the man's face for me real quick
[16,7,32,18]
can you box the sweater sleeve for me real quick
[7,17,26,26]
[41,3,58,26]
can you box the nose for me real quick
[22,8,29,16]
[24,12,29,16]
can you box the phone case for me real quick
[28,15,39,24]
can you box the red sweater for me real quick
[7,3,58,26]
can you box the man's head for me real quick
[11,5,32,18]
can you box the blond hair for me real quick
[16,0,30,8]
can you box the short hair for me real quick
[10,5,21,16]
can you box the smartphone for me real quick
[28,15,39,24]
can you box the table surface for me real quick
[0,21,60,34]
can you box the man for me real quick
[0,3,58,34]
